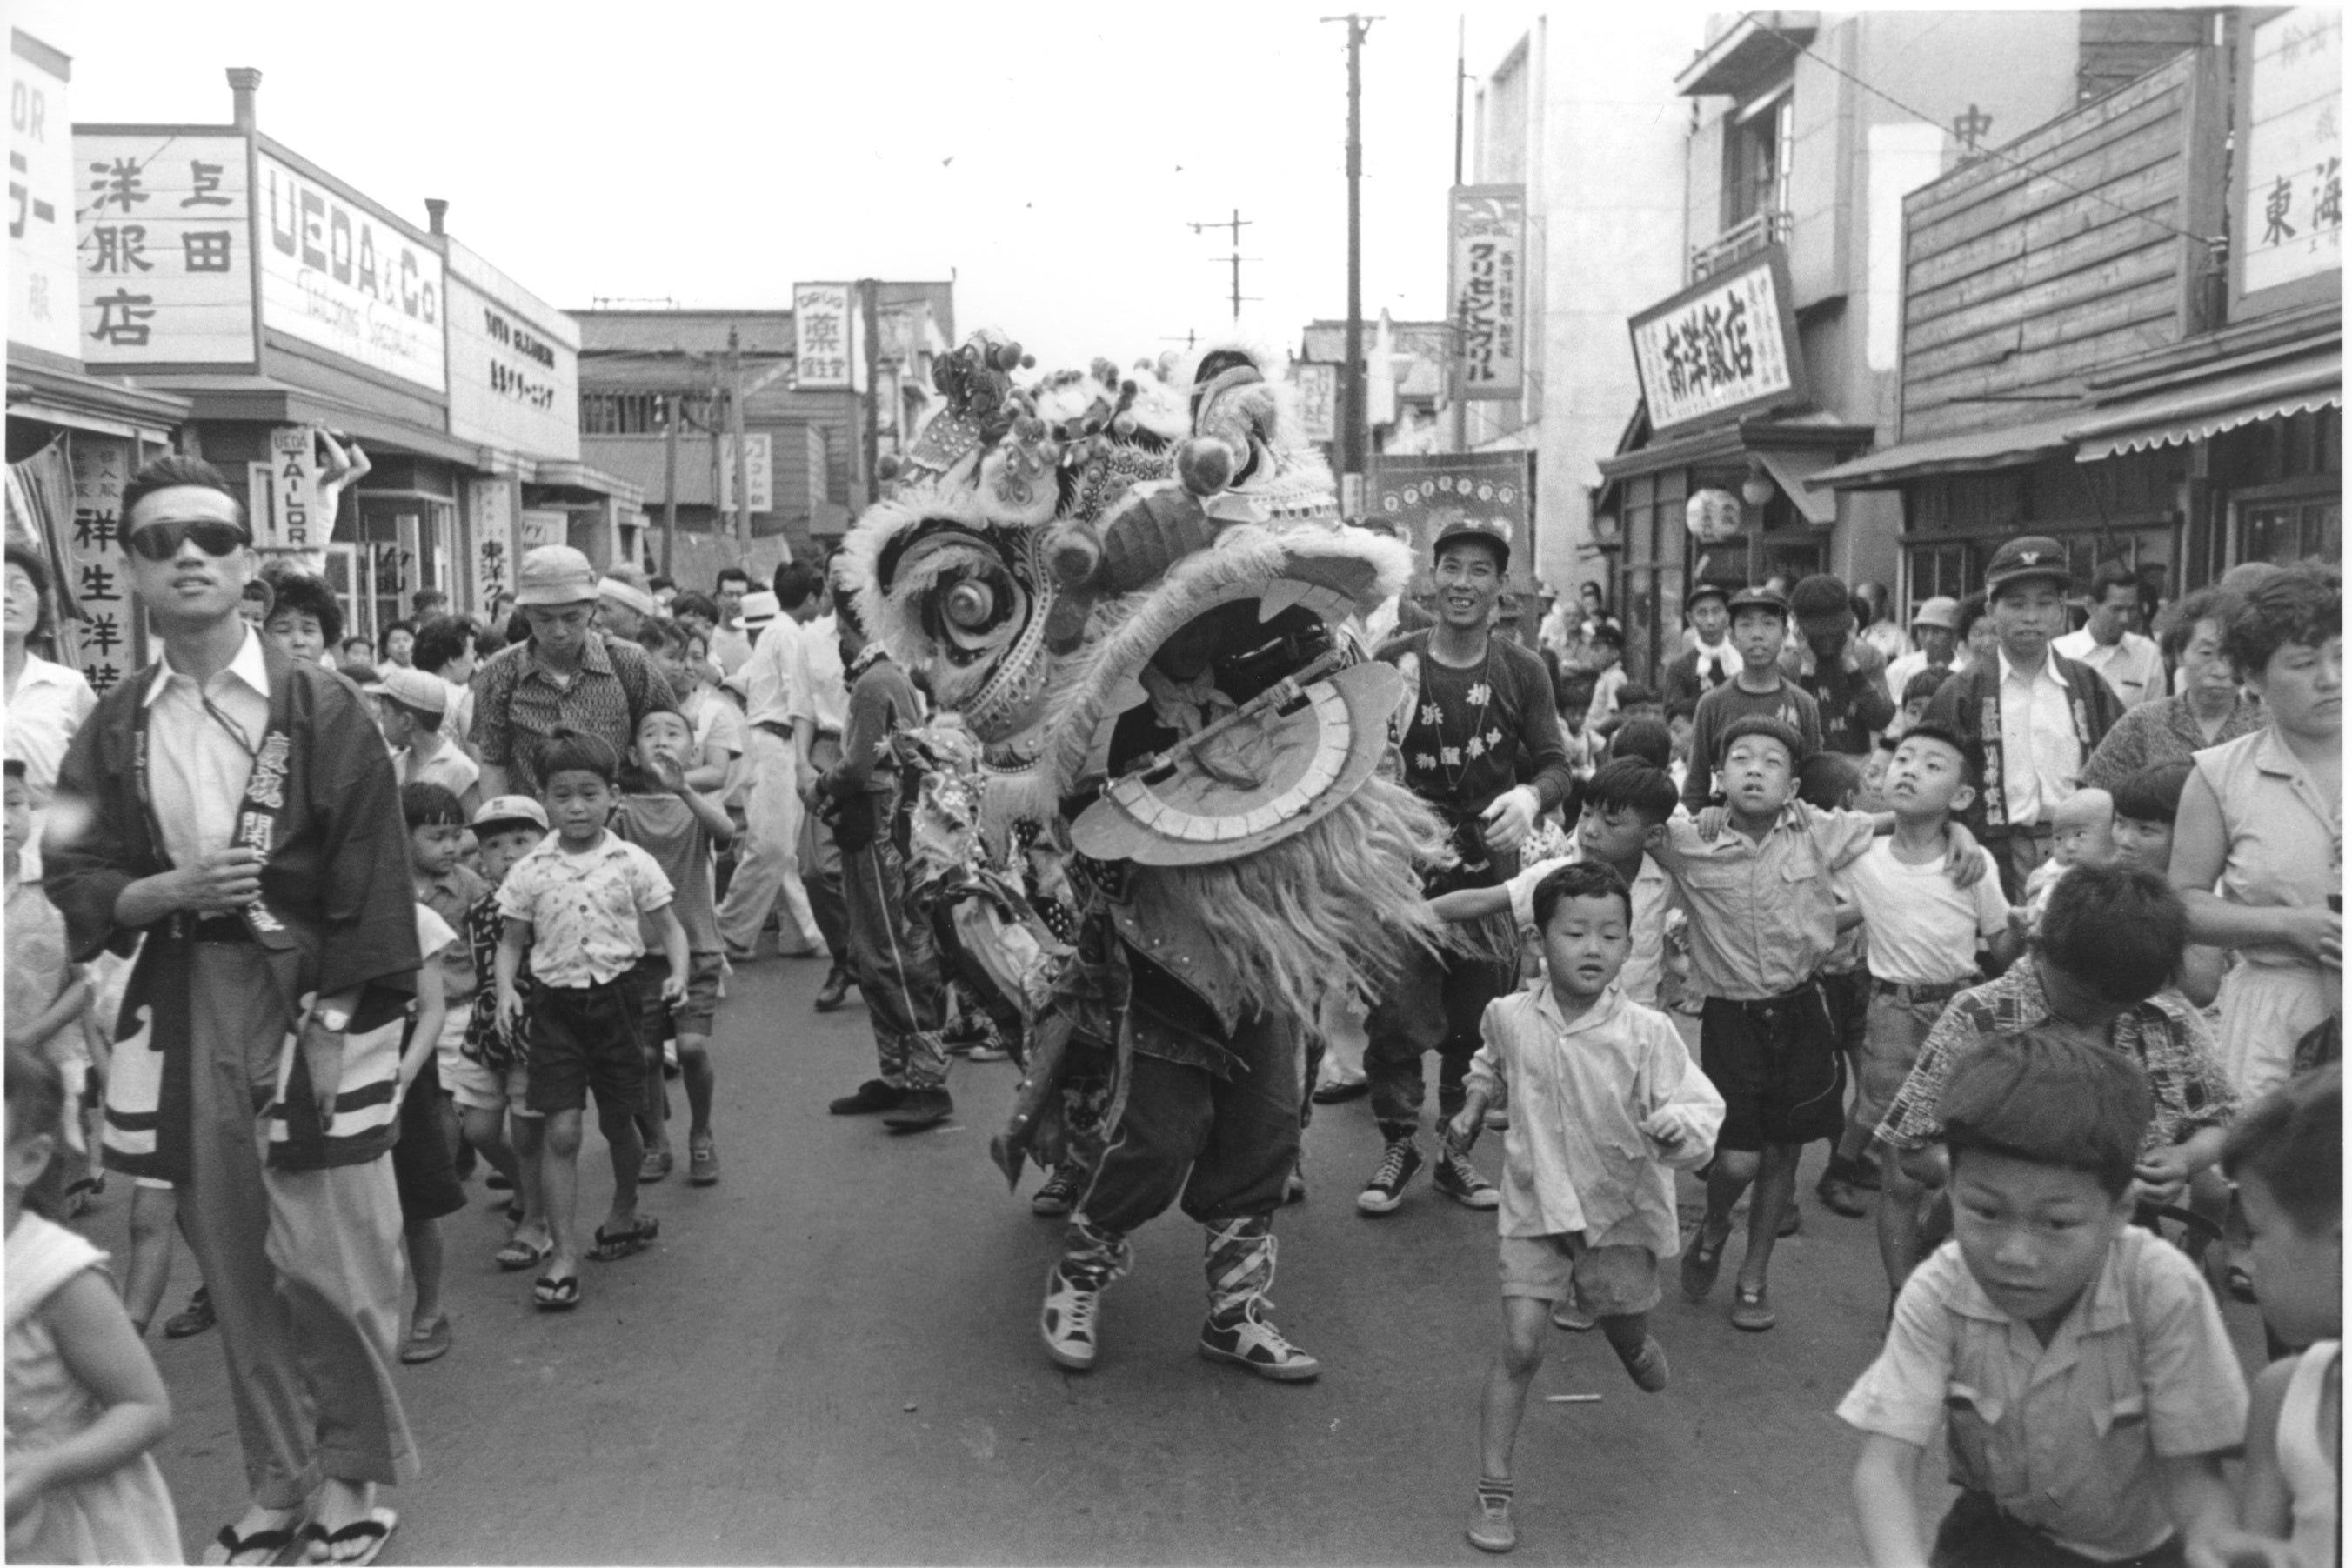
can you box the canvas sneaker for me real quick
[1355,1138,1424,1215]
[1466,1491,1517,1553]
[1030,1167,1083,1218]
[1198,1304,1320,1382]
[1433,1148,1501,1210]
[1039,1263,1106,1371]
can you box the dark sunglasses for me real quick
[124,518,252,562]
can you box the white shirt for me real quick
[1882,649,1954,709]
[1997,649,2083,827]
[708,624,753,677]
[1837,840,2010,987]
[2054,628,2165,710]
[788,613,849,735]
[732,617,801,731]
[440,677,476,753]
[142,625,271,871]
[398,742,480,803]
[1506,848,1673,1007]
[5,654,97,806]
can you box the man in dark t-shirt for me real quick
[1360,518,1574,1218]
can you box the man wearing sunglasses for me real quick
[45,455,424,1564]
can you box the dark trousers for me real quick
[1364,919,1516,1134]
[799,735,849,962]
[1079,1013,1302,1235]
[1932,1491,2183,1568]
[842,834,947,1090]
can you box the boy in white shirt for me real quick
[1448,860,1724,1555]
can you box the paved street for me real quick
[97,954,2273,1566]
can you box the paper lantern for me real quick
[1686,488,1744,543]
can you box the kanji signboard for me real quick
[1293,363,1337,444]
[10,34,78,360]
[1449,185,1526,401]
[470,477,514,607]
[2235,7,2342,314]
[1627,248,1808,436]
[73,132,255,365]
[64,437,134,695]
[793,283,854,390]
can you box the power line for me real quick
[1734,11,2222,252]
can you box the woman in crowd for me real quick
[2081,584,2268,791]
[3,545,97,869]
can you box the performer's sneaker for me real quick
[1039,1264,1105,1371]
[1030,1167,1084,1217]
[1433,1148,1501,1210]
[1467,1490,1518,1553]
[1198,1304,1320,1382]
[1355,1138,1423,1215]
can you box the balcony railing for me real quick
[1689,208,1793,284]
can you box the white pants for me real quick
[715,728,825,954]
[1316,989,1368,1088]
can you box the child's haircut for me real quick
[411,617,474,676]
[400,780,465,829]
[536,725,621,787]
[634,620,685,658]
[1583,757,1678,826]
[1795,750,1860,811]
[1941,1030,2153,1198]
[1532,859,1633,927]
[1716,713,1804,770]
[2035,862,2186,1005]
[2221,1064,2341,1235]
[669,590,719,626]
[1902,668,1949,707]
[1665,696,1698,724]
[384,697,443,734]
[2222,562,2340,678]
[1614,682,1658,709]
[1608,717,1673,771]
[2111,760,2194,827]
[1898,720,1982,788]
[633,704,691,739]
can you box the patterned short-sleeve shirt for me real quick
[1875,957,2237,1153]
[469,632,676,797]
[494,831,674,989]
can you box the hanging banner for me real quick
[1627,247,1807,436]
[1449,185,1526,401]
[792,282,853,390]
[10,33,78,360]
[75,132,256,365]
[471,477,514,607]
[1367,451,1536,580]
[63,436,134,695]
[719,432,772,513]
[2234,8,2342,311]
[1293,363,1338,444]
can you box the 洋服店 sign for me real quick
[719,432,772,514]
[1368,451,1535,578]
[470,477,515,606]
[10,34,77,361]
[2235,8,2342,310]
[258,151,444,391]
[794,283,853,389]
[1293,363,1337,444]
[445,239,579,461]
[1627,248,1807,436]
[74,132,256,366]
[1449,185,1526,401]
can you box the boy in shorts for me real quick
[391,893,465,1364]
[1652,715,1982,1331]
[461,795,552,1272]
[616,706,734,1187]
[1448,862,1724,1553]
[1842,1033,2248,1568]
[494,729,687,1311]
[402,783,490,1176]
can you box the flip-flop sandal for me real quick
[204,1518,302,1565]
[532,1274,580,1311]
[495,1235,552,1272]
[588,1215,659,1262]
[398,1316,451,1364]
[304,1507,397,1566]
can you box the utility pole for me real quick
[1188,208,1256,322]
[727,325,751,550]
[1323,13,1379,504]
[861,278,884,508]
[1451,13,1469,457]
[661,390,680,576]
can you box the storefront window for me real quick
[2242,495,2342,566]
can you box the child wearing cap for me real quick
[1664,581,1741,712]
[1680,586,1825,817]
[461,793,553,1273]
[373,665,482,818]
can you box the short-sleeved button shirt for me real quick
[1838,1226,2248,1561]
[2194,726,2342,972]
[469,631,676,797]
[1649,802,1878,1000]
[494,831,674,989]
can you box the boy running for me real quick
[1450,862,1724,1554]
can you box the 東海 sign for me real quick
[1449,185,1526,401]
[74,132,256,365]
[10,33,77,361]
[1627,248,1807,436]
[2235,8,2342,313]
[793,283,853,389]
[257,151,444,390]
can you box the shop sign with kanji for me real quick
[10,34,79,362]
[2235,7,2342,312]
[65,438,134,695]
[74,132,256,365]
[793,283,854,390]
[1627,248,1809,437]
[1449,185,1525,401]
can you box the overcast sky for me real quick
[24,0,1616,370]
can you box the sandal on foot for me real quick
[303,1507,397,1566]
[204,1518,302,1566]
[398,1316,451,1364]
[587,1215,659,1261]
[495,1234,552,1271]
[532,1274,580,1311]
[1730,1284,1777,1331]
[1680,1228,1727,1303]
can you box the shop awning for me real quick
[529,460,644,509]
[7,360,192,445]
[2066,347,2342,460]
[129,373,488,468]
[1810,411,2081,490]
[1754,448,1839,524]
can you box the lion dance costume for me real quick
[839,333,1447,1378]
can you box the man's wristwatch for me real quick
[315,1008,351,1033]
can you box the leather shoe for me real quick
[1309,1078,1369,1104]
[882,1087,953,1131]
[814,967,854,1013]
[829,1078,905,1116]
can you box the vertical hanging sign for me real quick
[1449,185,1526,401]
[470,477,514,608]
[64,437,134,695]
[258,426,321,550]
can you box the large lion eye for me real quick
[919,555,1025,668]
[945,579,996,631]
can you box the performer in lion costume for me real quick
[839,332,1446,1380]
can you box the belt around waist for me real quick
[1720,979,1822,1011]
[1870,976,1969,1004]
